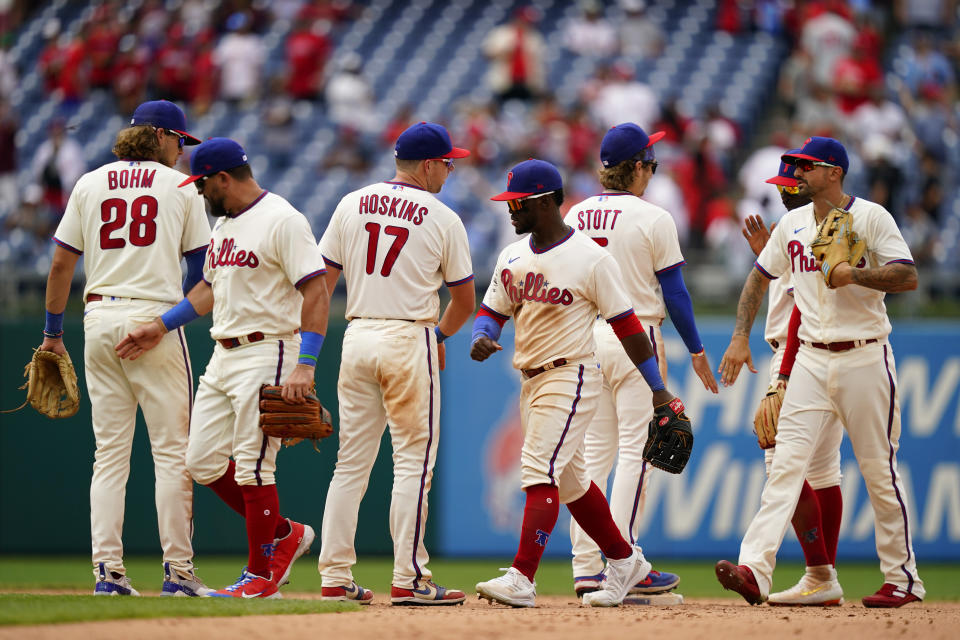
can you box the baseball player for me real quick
[563,123,718,598]
[472,159,689,608]
[42,100,212,596]
[316,122,475,606]
[716,137,924,608]
[738,154,845,606]
[116,137,328,599]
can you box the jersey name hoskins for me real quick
[107,168,156,190]
[358,194,428,225]
[575,208,622,231]
[502,269,573,306]
[207,237,260,269]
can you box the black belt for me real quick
[770,339,779,350]
[218,329,300,349]
[522,358,568,378]
[803,338,878,353]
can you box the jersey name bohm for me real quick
[106,168,157,190]
[501,269,573,306]
[358,194,429,225]
[574,208,623,231]
[207,237,260,269]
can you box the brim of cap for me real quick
[171,129,203,145]
[781,152,823,165]
[645,131,666,147]
[490,190,534,201]
[441,146,471,159]
[765,176,798,186]
[178,174,204,187]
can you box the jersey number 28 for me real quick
[99,196,158,249]
[364,222,409,276]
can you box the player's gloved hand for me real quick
[281,364,315,404]
[718,335,757,387]
[115,318,167,360]
[470,336,503,362]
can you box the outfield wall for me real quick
[1,318,957,563]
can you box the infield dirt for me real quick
[0,595,956,640]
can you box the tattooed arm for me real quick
[718,268,771,386]
[830,262,918,292]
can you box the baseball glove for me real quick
[258,385,333,450]
[809,206,866,288]
[754,379,786,449]
[3,348,81,419]
[642,397,694,474]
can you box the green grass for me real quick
[1,555,958,601]
[0,594,356,626]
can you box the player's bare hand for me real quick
[470,336,503,361]
[651,389,675,406]
[718,335,756,386]
[437,342,446,371]
[115,321,165,360]
[741,215,771,257]
[691,352,719,394]
[39,336,67,355]
[281,364,315,404]
[826,261,854,288]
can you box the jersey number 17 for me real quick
[364,222,409,276]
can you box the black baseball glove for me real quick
[642,397,693,474]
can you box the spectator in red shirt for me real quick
[84,19,120,90]
[155,24,197,103]
[285,17,331,100]
[833,34,883,114]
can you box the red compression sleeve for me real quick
[608,311,645,340]
[779,304,801,377]
[477,304,508,328]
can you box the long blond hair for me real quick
[112,126,161,162]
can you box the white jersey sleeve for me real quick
[863,206,914,267]
[318,200,346,270]
[591,253,634,320]
[55,188,85,252]
[479,246,516,318]
[181,192,212,253]
[440,215,474,286]
[276,213,326,287]
[650,214,685,273]
[755,214,792,279]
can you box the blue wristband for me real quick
[299,331,324,366]
[637,355,665,392]
[44,310,64,337]
[160,298,200,332]
[471,314,503,344]
[434,326,449,344]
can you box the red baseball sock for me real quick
[205,460,245,516]
[815,485,843,566]
[567,482,632,560]
[274,517,291,540]
[511,484,560,582]
[241,484,280,578]
[791,480,830,567]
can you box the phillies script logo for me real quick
[207,237,260,269]
[501,269,573,306]
[787,240,819,274]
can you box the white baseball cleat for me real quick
[768,565,844,606]
[582,547,652,608]
[476,567,537,608]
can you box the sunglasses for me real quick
[431,158,455,170]
[777,184,800,195]
[507,190,556,212]
[194,176,209,192]
[155,127,185,149]
[794,159,836,172]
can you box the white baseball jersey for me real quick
[481,229,634,371]
[564,193,684,320]
[764,272,793,344]
[54,160,210,303]
[756,197,914,343]
[319,181,474,322]
[203,191,324,339]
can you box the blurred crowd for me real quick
[1,0,958,283]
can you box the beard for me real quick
[782,193,812,211]
[206,196,230,217]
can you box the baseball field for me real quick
[1,556,957,639]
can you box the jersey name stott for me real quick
[207,237,260,269]
[575,208,622,231]
[358,194,428,225]
[502,269,574,306]
[787,240,819,274]
[107,168,156,190]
